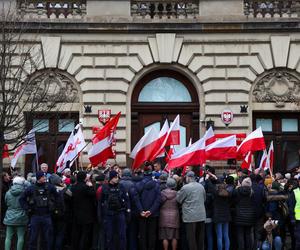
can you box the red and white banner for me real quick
[241,151,252,171]
[205,135,237,160]
[130,127,159,169]
[56,124,86,173]
[265,141,274,172]
[237,127,266,155]
[259,149,268,170]
[203,126,216,146]
[182,138,192,175]
[88,112,120,167]
[167,138,206,170]
[165,115,180,146]
[150,119,170,161]
[11,130,37,168]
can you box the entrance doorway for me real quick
[25,112,79,173]
[131,70,199,154]
[253,112,300,172]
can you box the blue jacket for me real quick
[252,181,266,219]
[133,174,161,217]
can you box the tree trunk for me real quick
[0,131,4,223]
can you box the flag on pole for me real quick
[182,138,193,176]
[203,127,216,146]
[165,115,180,146]
[237,127,266,155]
[2,144,9,159]
[241,151,252,170]
[88,112,121,167]
[11,130,37,168]
[258,149,268,170]
[149,119,170,161]
[165,145,175,164]
[56,124,86,173]
[130,127,159,169]
[267,141,274,172]
[205,135,237,160]
[167,138,206,170]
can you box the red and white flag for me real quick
[167,138,206,170]
[203,126,216,146]
[237,127,266,155]
[266,141,274,172]
[11,130,37,168]
[2,144,9,159]
[56,124,86,173]
[150,119,170,161]
[182,138,192,175]
[88,112,121,167]
[130,127,159,169]
[241,151,252,171]
[165,115,180,146]
[165,145,175,164]
[259,149,268,170]
[205,135,237,160]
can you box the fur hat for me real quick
[166,178,176,189]
[186,171,195,178]
[13,176,25,185]
[241,177,252,187]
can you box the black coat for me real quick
[71,182,96,225]
[212,184,232,223]
[233,186,256,226]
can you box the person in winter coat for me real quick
[233,177,256,250]
[211,179,232,250]
[71,171,96,250]
[4,176,28,250]
[2,172,11,225]
[159,178,180,250]
[176,171,206,250]
[133,163,161,250]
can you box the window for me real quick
[256,119,272,132]
[138,77,192,102]
[33,119,49,132]
[282,119,298,132]
[58,119,75,132]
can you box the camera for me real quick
[271,220,279,225]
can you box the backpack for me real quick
[278,200,289,218]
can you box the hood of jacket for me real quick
[10,184,24,196]
[143,176,157,190]
[162,188,176,200]
[238,186,252,196]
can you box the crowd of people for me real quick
[1,161,300,250]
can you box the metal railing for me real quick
[244,0,300,18]
[131,0,199,19]
[17,1,86,19]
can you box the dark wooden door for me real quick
[25,112,79,174]
[253,112,300,172]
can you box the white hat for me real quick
[13,176,25,185]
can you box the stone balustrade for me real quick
[131,0,199,19]
[17,1,86,19]
[244,0,300,18]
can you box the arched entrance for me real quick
[131,69,199,152]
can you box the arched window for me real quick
[138,77,192,102]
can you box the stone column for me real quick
[86,0,131,17]
[199,0,244,17]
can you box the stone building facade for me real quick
[3,0,300,172]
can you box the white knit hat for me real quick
[13,176,25,185]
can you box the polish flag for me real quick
[205,135,237,160]
[130,127,159,169]
[203,127,216,146]
[241,151,252,171]
[150,119,170,161]
[266,141,274,172]
[2,144,9,159]
[165,145,175,164]
[165,115,180,146]
[259,149,268,170]
[88,112,120,166]
[11,130,37,168]
[182,138,192,175]
[167,138,206,170]
[237,127,266,155]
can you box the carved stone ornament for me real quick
[25,70,79,103]
[252,69,300,107]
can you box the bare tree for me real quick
[0,3,69,220]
